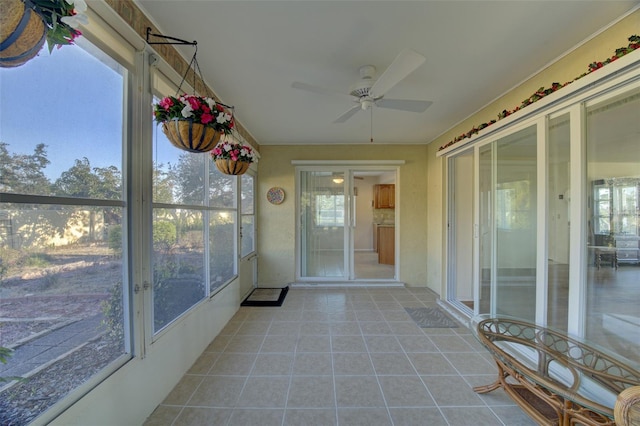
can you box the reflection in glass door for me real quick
[478,125,538,321]
[547,113,571,331]
[447,149,475,314]
[298,168,396,281]
[585,88,640,359]
[300,171,347,279]
[239,173,257,299]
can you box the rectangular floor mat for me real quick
[241,286,289,307]
[405,306,459,328]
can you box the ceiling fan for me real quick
[292,48,432,124]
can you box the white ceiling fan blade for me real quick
[376,99,432,113]
[369,49,426,98]
[291,81,355,101]
[333,105,361,123]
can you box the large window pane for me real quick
[478,144,493,314]
[447,150,474,312]
[0,45,124,200]
[210,165,236,208]
[0,41,128,424]
[478,126,537,321]
[585,89,640,361]
[153,125,205,206]
[547,114,571,331]
[300,171,346,279]
[153,209,205,332]
[152,104,240,327]
[241,174,255,258]
[210,211,236,292]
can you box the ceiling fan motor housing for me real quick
[350,65,382,110]
[349,65,376,98]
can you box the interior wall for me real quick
[257,144,429,287]
[427,10,640,297]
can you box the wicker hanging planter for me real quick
[162,119,222,153]
[214,159,250,175]
[211,141,255,176]
[0,0,47,68]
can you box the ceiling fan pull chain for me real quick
[370,107,374,143]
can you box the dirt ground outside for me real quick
[0,245,124,425]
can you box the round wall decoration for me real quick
[267,187,285,205]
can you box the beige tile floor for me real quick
[143,287,535,426]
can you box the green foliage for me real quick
[0,346,21,383]
[0,142,51,195]
[153,221,177,249]
[101,281,125,343]
[30,0,86,52]
[23,252,54,268]
[153,95,235,134]
[108,225,123,255]
[0,346,12,364]
[53,158,121,199]
[0,248,19,282]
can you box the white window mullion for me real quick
[535,117,548,325]
[566,103,586,336]
[133,49,154,357]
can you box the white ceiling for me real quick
[136,1,639,146]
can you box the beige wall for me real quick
[426,10,640,297]
[257,145,431,288]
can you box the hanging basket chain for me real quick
[148,28,241,153]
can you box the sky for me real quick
[0,41,180,182]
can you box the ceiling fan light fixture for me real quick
[361,99,374,110]
[332,177,344,184]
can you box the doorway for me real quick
[297,167,397,282]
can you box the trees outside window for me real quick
[0,42,129,424]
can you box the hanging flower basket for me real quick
[154,94,235,153]
[214,159,251,175]
[211,141,256,176]
[0,0,46,68]
[162,119,222,153]
[0,0,87,68]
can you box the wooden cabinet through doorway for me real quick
[374,184,395,209]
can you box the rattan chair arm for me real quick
[614,386,640,426]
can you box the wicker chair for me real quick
[473,316,640,426]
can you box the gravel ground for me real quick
[0,296,107,347]
[0,336,123,426]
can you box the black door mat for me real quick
[405,306,459,328]
[241,286,289,307]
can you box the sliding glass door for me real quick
[447,149,475,313]
[478,125,537,321]
[297,167,397,282]
[299,170,348,279]
[445,71,640,364]
[585,87,640,359]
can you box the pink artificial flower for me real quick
[159,97,174,110]
[201,113,213,124]
[202,105,210,113]
[187,97,201,110]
